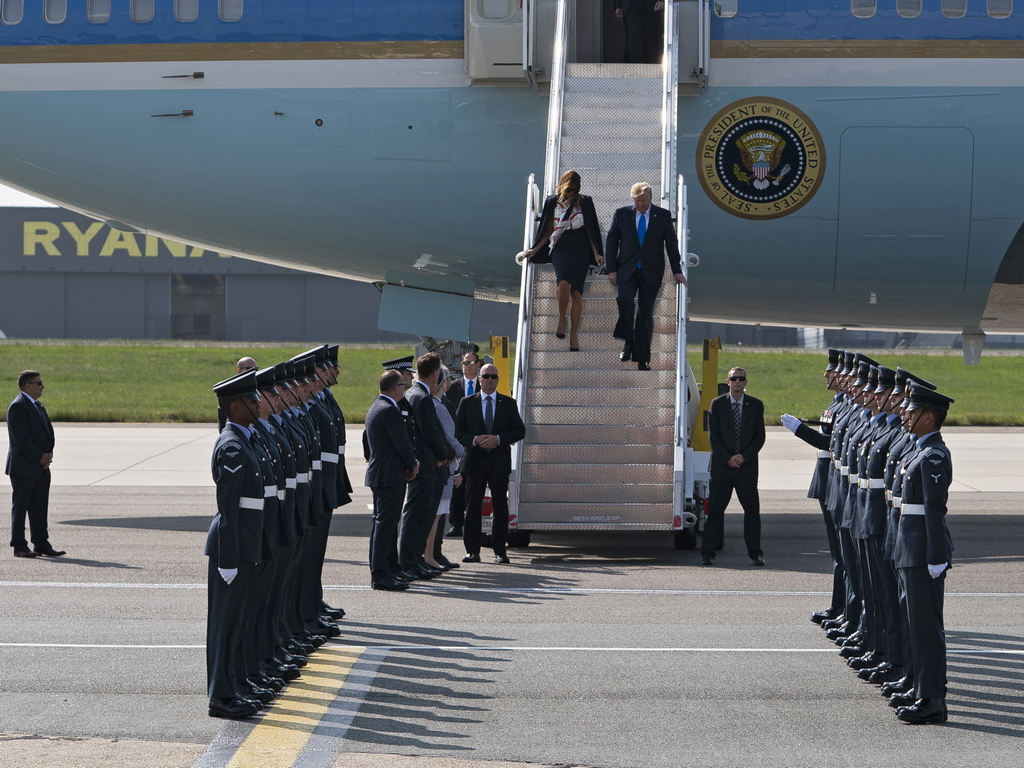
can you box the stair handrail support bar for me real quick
[673,172,693,530]
[510,0,571,523]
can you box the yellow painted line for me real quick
[226,646,365,768]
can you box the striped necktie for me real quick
[732,401,742,449]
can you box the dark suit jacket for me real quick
[707,393,766,476]
[447,377,480,411]
[6,392,54,479]
[407,381,455,467]
[531,194,604,264]
[364,395,417,488]
[605,203,682,288]
[455,392,526,475]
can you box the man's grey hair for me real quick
[631,182,652,198]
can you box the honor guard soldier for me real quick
[781,348,846,624]
[890,383,955,725]
[207,369,272,720]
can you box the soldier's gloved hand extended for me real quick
[781,414,801,433]
[218,567,238,585]
[927,563,948,579]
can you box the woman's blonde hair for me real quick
[557,170,582,209]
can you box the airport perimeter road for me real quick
[0,426,1021,768]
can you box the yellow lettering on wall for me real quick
[99,229,142,257]
[24,222,61,256]
[63,221,105,256]
[145,235,161,257]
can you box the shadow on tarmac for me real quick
[947,630,1024,737]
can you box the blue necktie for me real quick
[637,213,647,246]
[484,395,494,434]
[466,379,473,397]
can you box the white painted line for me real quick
[2,581,1021,598]
[0,642,1016,655]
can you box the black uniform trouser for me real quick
[369,485,405,582]
[838,523,862,629]
[207,559,255,700]
[879,556,906,671]
[464,456,511,557]
[900,565,947,700]
[9,470,51,550]
[701,466,761,558]
[818,498,846,611]
[856,536,883,653]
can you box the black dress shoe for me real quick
[462,553,481,563]
[246,683,275,705]
[391,570,413,582]
[372,576,409,591]
[839,644,866,659]
[494,555,510,564]
[896,698,948,724]
[270,663,301,681]
[445,525,463,537]
[276,652,307,668]
[637,361,652,371]
[869,666,904,685]
[839,631,865,647]
[35,547,66,557]
[857,661,891,681]
[287,640,315,656]
[848,651,881,670]
[811,608,840,624]
[302,633,327,647]
[619,342,632,362]
[413,563,440,579]
[317,621,342,638]
[821,615,846,631]
[825,622,853,641]
[13,548,38,558]
[321,604,345,620]
[751,555,766,566]
[436,556,459,569]
[209,696,259,719]
[700,554,714,566]
[251,673,284,692]
[881,676,913,697]
[888,690,919,709]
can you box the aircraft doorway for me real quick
[835,126,972,299]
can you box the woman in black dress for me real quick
[524,170,604,351]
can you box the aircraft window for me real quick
[477,0,514,20]
[44,0,66,23]
[131,0,155,22]
[941,0,967,16]
[851,0,875,18]
[714,0,738,18]
[0,0,23,25]
[176,0,199,22]
[988,0,1012,16]
[896,0,921,17]
[219,0,243,21]
[88,0,111,23]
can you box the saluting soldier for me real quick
[206,369,271,720]
[890,383,955,725]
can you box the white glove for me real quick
[927,563,948,579]
[781,414,801,433]
[218,567,238,585]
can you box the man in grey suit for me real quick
[701,366,767,566]
[365,370,419,590]
[605,182,686,371]
[6,370,65,558]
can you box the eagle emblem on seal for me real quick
[734,130,791,191]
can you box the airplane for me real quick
[1,0,1023,360]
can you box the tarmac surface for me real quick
[1,425,1022,768]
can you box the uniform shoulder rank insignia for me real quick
[222,464,242,474]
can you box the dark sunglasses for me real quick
[729,376,746,382]
[480,374,499,380]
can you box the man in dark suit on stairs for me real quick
[6,370,65,558]
[605,182,686,371]
[701,366,767,567]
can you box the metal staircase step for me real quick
[526,424,674,445]
[527,368,677,389]
[529,332,677,355]
[527,405,671,426]
[512,503,674,529]
[529,313,678,336]
[522,443,674,464]
[520,482,673,504]
[524,351,677,372]
[520,462,672,485]
[526,386,674,408]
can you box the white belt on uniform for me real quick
[239,496,263,510]
[277,490,285,501]
[285,477,297,489]
[321,452,339,464]
[338,445,346,455]
[264,484,276,498]
[860,477,884,489]
[840,466,849,476]
[902,503,926,515]
[847,474,858,485]
[893,496,902,509]
[817,450,830,459]
[312,460,322,471]
[833,459,841,469]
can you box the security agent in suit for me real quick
[605,182,686,371]
[701,366,766,566]
[444,350,482,536]
[890,383,955,725]
[398,353,455,577]
[455,364,526,563]
[206,369,272,720]
[365,370,419,590]
[780,348,846,623]
[6,370,65,558]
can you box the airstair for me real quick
[509,0,703,547]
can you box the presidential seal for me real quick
[696,98,825,220]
